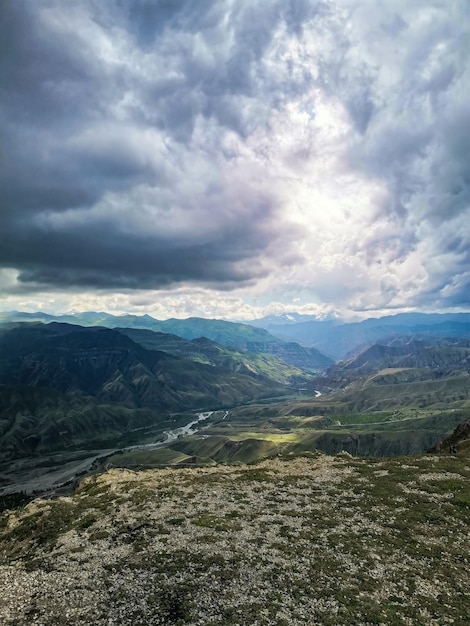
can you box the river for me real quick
[127,411,217,450]
[0,410,226,496]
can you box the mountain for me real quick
[0,312,333,371]
[0,323,288,459]
[247,312,322,326]
[117,328,313,385]
[119,319,333,371]
[256,312,470,359]
[0,385,166,459]
[0,323,284,411]
[334,340,470,375]
[0,310,113,326]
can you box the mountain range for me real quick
[0,323,286,459]
[0,311,333,370]
[332,339,470,375]
[251,311,470,359]
[1,310,470,474]
[4,310,470,361]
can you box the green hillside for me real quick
[1,312,334,371]
[118,328,313,384]
[0,324,284,410]
[0,324,287,461]
[0,385,182,460]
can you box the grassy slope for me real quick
[150,367,470,463]
[0,452,468,625]
[159,410,467,461]
[118,328,312,384]
[0,385,176,460]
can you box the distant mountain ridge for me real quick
[247,312,322,326]
[252,312,470,359]
[3,310,470,363]
[0,312,333,371]
[334,340,470,375]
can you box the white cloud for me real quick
[1,0,469,318]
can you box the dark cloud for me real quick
[1,0,319,290]
[1,203,281,289]
[1,0,468,314]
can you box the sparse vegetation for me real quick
[0,452,469,625]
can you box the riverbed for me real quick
[0,411,225,496]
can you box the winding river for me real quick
[0,411,227,496]
[128,411,217,450]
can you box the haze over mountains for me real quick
[4,309,470,360]
[250,311,470,360]
[334,340,470,375]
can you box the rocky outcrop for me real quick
[429,420,470,453]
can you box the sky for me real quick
[1,0,469,321]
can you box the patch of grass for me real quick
[229,431,302,444]
[75,512,97,529]
[130,488,154,504]
[89,529,110,541]
[334,411,398,425]
[77,482,108,497]
[235,468,275,482]
[191,514,239,532]
[2,501,77,558]
[167,517,186,526]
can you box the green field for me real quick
[144,370,470,465]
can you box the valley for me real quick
[0,411,219,497]
[1,311,470,499]
[1,310,470,625]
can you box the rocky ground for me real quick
[0,451,469,625]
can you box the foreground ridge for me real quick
[1,453,469,625]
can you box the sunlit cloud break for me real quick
[1,0,469,319]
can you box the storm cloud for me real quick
[1,0,469,316]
